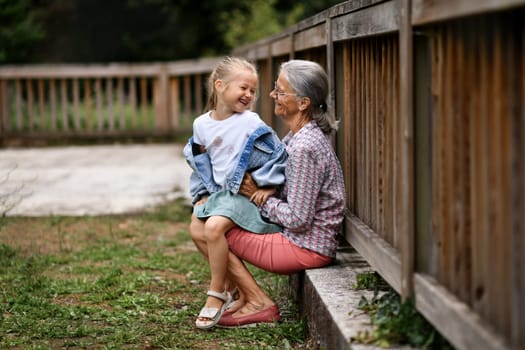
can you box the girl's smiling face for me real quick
[217,69,258,114]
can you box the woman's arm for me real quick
[260,145,322,231]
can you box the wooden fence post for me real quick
[398,0,414,300]
[155,65,170,131]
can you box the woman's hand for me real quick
[250,187,276,206]
[239,173,259,198]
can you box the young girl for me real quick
[183,57,287,329]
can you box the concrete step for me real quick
[290,244,415,350]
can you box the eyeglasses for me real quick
[272,81,297,99]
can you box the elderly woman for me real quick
[190,59,346,328]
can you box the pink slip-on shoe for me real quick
[217,304,280,328]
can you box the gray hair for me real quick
[280,59,339,134]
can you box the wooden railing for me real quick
[233,1,524,349]
[0,58,222,142]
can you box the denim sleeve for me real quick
[183,141,209,203]
[250,143,287,187]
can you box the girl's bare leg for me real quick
[201,216,236,312]
[189,215,208,258]
[190,215,241,308]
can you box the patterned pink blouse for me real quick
[260,121,346,258]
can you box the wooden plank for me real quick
[413,32,432,274]
[452,22,470,303]
[84,79,92,130]
[106,78,114,131]
[170,78,180,129]
[117,78,125,129]
[0,80,8,132]
[348,41,359,214]
[383,37,394,245]
[398,0,414,299]
[37,79,45,130]
[95,78,103,130]
[73,78,80,131]
[331,0,398,42]
[412,0,525,26]
[155,67,169,130]
[153,79,160,131]
[26,80,34,131]
[325,19,334,110]
[343,43,353,212]
[391,35,400,249]
[194,74,202,114]
[129,78,137,128]
[140,78,148,128]
[49,79,57,131]
[474,18,490,319]
[376,38,385,237]
[364,40,370,225]
[60,79,68,131]
[357,40,364,219]
[271,36,292,57]
[511,22,525,349]
[15,80,22,130]
[430,26,443,282]
[442,24,453,291]
[414,273,509,350]
[489,20,512,336]
[369,38,381,235]
[294,23,326,52]
[183,75,191,119]
[345,213,402,293]
[0,58,220,79]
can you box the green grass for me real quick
[0,199,310,349]
[353,271,453,349]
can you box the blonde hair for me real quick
[206,56,258,111]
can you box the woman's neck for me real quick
[288,115,310,134]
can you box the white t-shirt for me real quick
[193,110,265,188]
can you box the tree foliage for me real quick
[0,0,44,63]
[1,0,342,64]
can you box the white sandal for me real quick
[195,290,232,330]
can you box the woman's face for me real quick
[271,73,300,120]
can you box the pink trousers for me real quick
[225,227,333,274]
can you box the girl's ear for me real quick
[215,79,224,92]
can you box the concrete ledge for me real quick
[291,244,414,350]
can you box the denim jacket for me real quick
[183,124,287,203]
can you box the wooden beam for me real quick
[398,0,415,299]
[414,273,509,350]
[412,0,525,25]
[331,0,398,42]
[345,214,402,293]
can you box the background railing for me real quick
[0,58,221,142]
[233,1,524,349]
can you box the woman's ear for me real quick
[299,97,311,111]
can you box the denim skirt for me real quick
[193,190,282,234]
